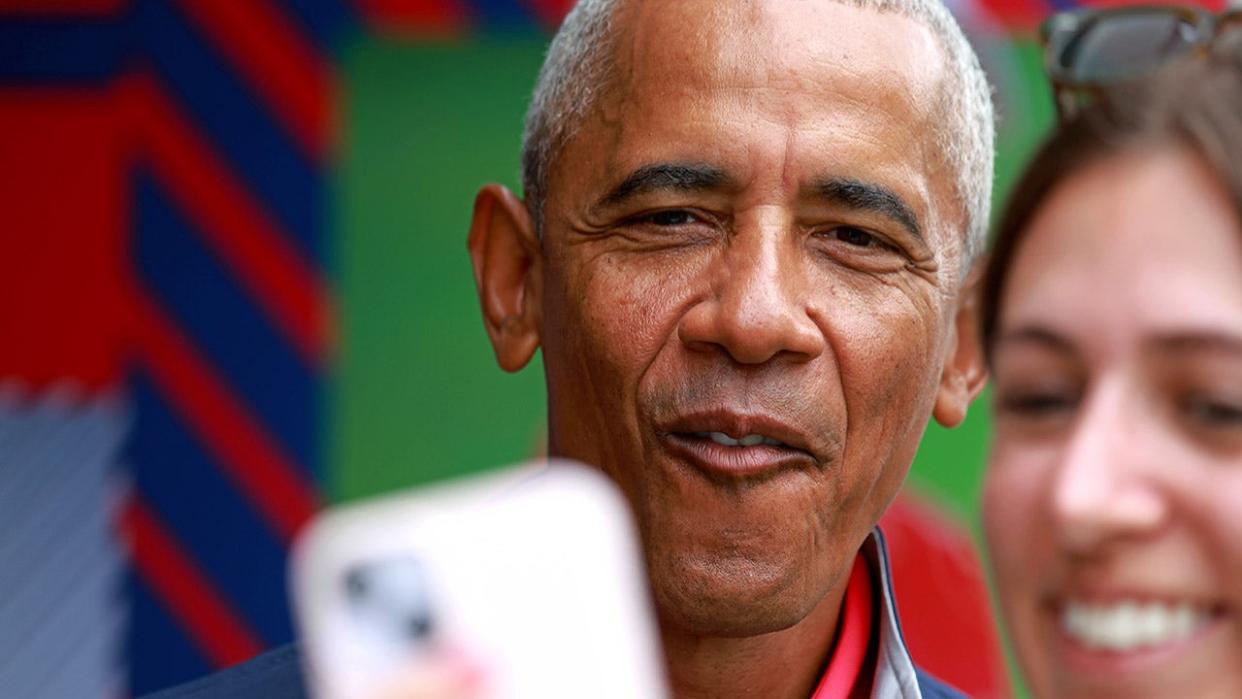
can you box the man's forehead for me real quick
[617,0,945,106]
[588,0,948,194]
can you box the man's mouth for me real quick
[1059,597,1221,652]
[690,431,789,448]
[654,411,825,480]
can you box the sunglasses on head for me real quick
[1041,5,1242,120]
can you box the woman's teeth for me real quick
[1062,600,1211,651]
[694,431,784,447]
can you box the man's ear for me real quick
[932,265,988,428]
[467,184,543,373]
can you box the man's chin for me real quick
[650,554,821,638]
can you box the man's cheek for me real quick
[831,305,941,496]
[577,263,696,365]
[840,310,940,414]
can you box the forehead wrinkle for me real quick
[780,126,798,196]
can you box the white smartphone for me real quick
[291,460,669,699]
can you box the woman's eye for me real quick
[997,391,1077,418]
[1182,395,1242,429]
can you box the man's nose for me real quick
[1050,379,1168,555]
[677,228,824,365]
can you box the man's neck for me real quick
[660,582,849,699]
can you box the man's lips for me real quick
[655,410,826,479]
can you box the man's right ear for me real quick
[467,184,543,373]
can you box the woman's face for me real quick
[984,147,1242,699]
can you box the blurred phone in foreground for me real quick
[292,460,669,699]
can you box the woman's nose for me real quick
[1050,379,1169,555]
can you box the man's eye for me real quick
[819,226,897,253]
[642,210,699,226]
[834,227,877,247]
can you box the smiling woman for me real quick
[980,32,1242,699]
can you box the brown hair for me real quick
[980,38,1242,360]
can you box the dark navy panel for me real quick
[0,18,127,84]
[129,374,295,650]
[128,571,212,696]
[468,0,545,31]
[286,0,357,53]
[134,174,317,475]
[133,0,323,267]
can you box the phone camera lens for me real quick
[405,612,434,640]
[344,567,370,601]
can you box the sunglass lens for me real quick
[1062,13,1199,83]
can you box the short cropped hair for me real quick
[520,0,995,266]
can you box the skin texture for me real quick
[985,148,1242,699]
[468,2,986,697]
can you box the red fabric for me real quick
[0,88,128,391]
[0,0,124,14]
[812,554,873,699]
[522,0,575,28]
[356,0,468,37]
[880,491,1009,699]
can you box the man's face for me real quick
[522,0,968,636]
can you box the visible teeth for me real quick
[1061,600,1209,651]
[693,432,783,448]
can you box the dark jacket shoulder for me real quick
[140,644,307,699]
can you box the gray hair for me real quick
[521,0,995,266]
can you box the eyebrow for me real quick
[596,162,734,208]
[813,177,923,242]
[994,328,1242,357]
[1151,331,1242,355]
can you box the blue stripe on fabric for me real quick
[129,373,296,653]
[467,0,544,31]
[1047,0,1079,12]
[285,0,357,53]
[134,174,318,477]
[0,18,128,84]
[127,571,212,696]
[133,0,323,267]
